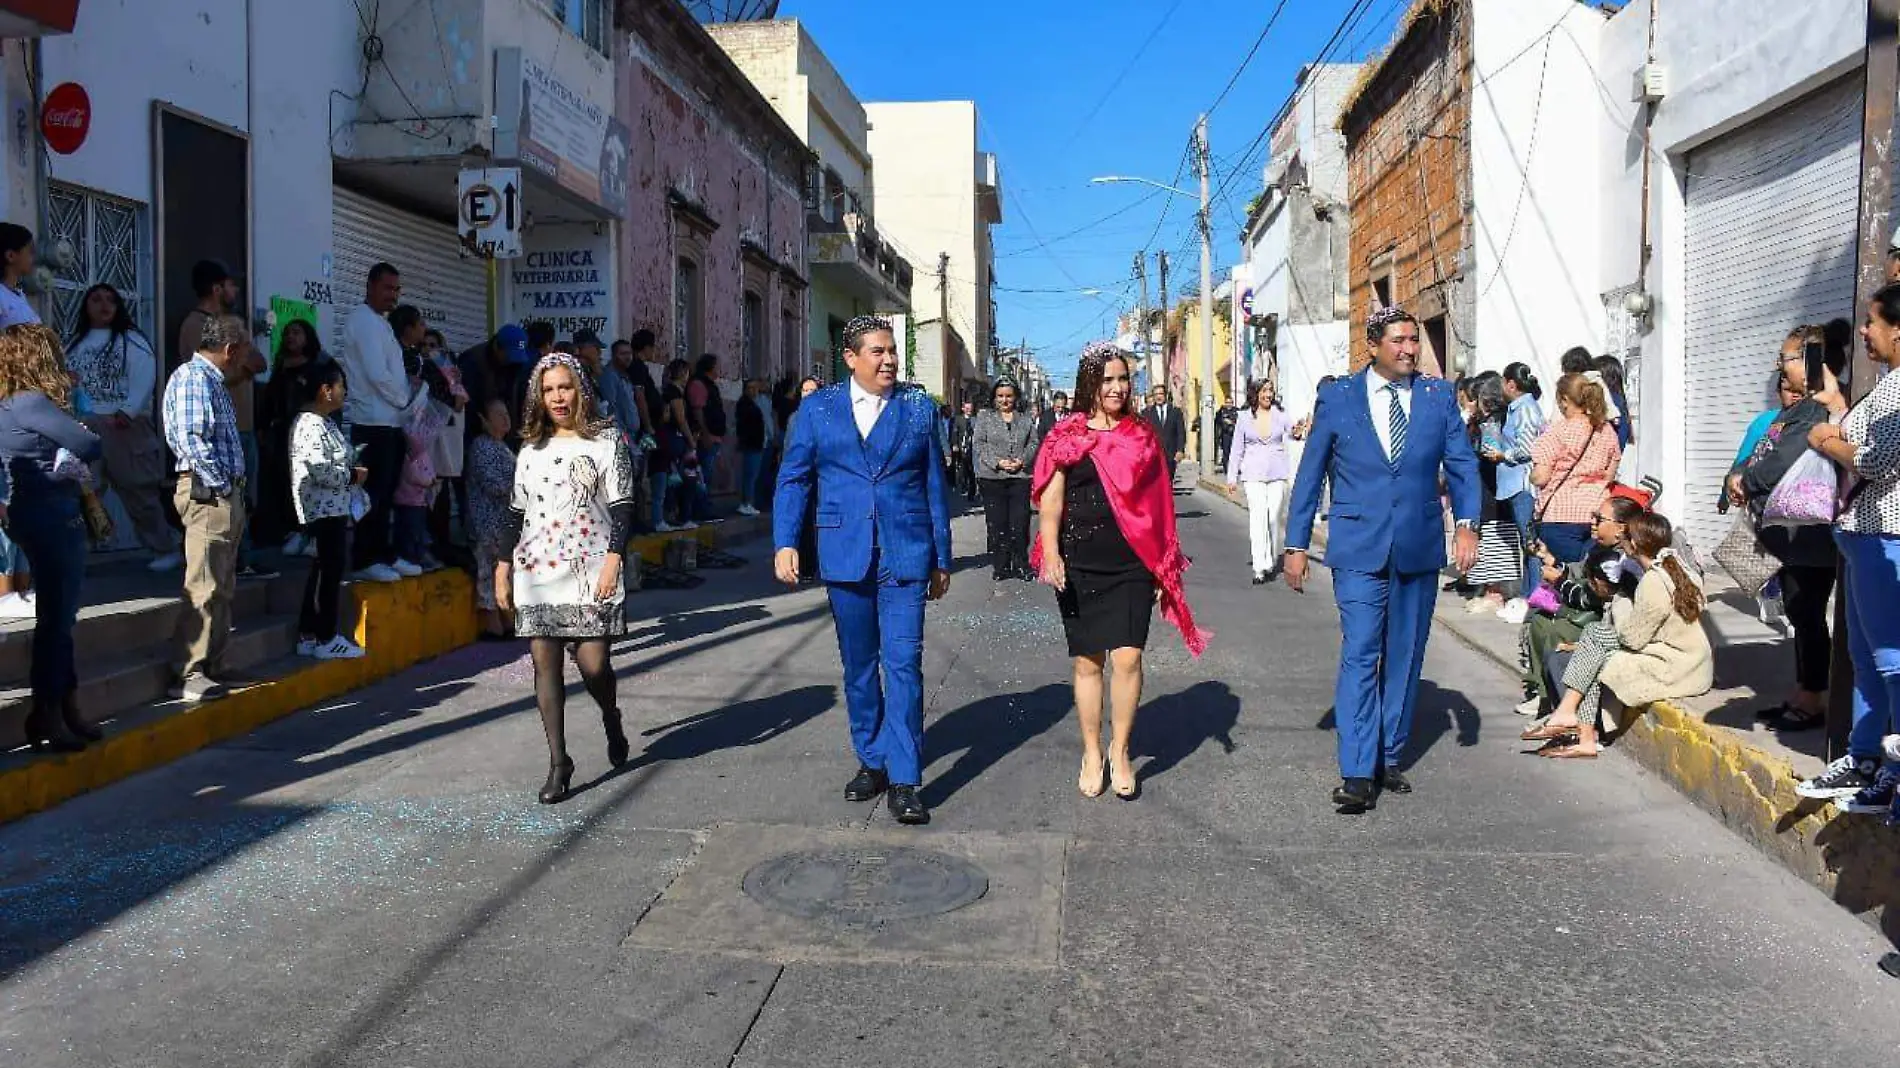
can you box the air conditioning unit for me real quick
[1631,64,1667,104]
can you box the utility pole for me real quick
[1196,113,1216,473]
[1828,0,1900,754]
[1134,251,1150,394]
[1157,250,1170,394]
[937,252,950,396]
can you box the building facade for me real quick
[864,100,1002,402]
[704,18,910,384]
[1340,0,1604,386]
[1238,62,1359,430]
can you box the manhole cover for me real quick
[742,846,989,925]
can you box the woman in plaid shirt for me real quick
[1528,372,1622,567]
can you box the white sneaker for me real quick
[296,637,320,657]
[1884,735,1900,764]
[391,558,424,577]
[735,504,760,517]
[1496,599,1529,625]
[654,522,678,533]
[312,636,366,660]
[1514,697,1543,717]
[147,552,184,572]
[352,564,402,583]
[676,520,698,531]
[0,592,32,619]
[282,535,307,557]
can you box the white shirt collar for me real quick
[849,377,890,405]
[1367,368,1413,392]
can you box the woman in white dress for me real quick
[495,352,636,804]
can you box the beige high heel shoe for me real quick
[1079,756,1107,798]
[1109,755,1138,800]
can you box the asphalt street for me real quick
[3,485,1898,1067]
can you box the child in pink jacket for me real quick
[394,401,445,571]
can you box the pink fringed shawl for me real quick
[1029,414,1210,657]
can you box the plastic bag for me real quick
[1761,448,1839,527]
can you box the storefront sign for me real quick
[40,81,88,155]
[494,47,628,216]
[508,224,613,341]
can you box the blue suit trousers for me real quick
[825,553,928,786]
[1331,566,1438,779]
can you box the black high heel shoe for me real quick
[603,708,630,768]
[538,757,575,804]
[25,700,87,753]
[62,689,102,743]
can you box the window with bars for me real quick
[741,291,763,377]
[674,258,700,364]
[47,183,147,336]
[535,0,610,55]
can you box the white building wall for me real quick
[1469,0,1607,390]
[1595,0,1863,519]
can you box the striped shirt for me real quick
[163,354,243,494]
[1529,416,1620,525]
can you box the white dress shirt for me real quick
[340,302,415,428]
[849,377,889,441]
[1365,370,1414,463]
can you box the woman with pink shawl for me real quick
[1032,341,1208,801]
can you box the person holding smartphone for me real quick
[1725,325,1846,734]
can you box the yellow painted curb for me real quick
[0,569,476,827]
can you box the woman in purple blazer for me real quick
[1225,379,1296,584]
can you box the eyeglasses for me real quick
[1589,513,1610,525]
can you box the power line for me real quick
[1055,0,1191,152]
[995,188,1164,259]
[1204,0,1295,119]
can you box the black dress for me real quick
[1056,452,1155,656]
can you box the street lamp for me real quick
[1090,117,1216,472]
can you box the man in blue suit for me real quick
[1283,306,1480,813]
[773,316,953,825]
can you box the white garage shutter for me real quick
[1681,77,1861,551]
[330,187,489,355]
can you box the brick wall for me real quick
[1342,4,1470,375]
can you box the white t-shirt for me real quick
[339,302,413,428]
[0,284,39,328]
[66,327,158,417]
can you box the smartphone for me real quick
[1804,340,1826,393]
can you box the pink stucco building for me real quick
[619,0,810,384]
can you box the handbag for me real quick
[1712,512,1779,594]
[1528,423,1608,545]
[1760,447,1839,527]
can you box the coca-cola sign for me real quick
[41,82,89,155]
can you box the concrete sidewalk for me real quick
[1201,475,1900,942]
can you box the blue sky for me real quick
[774,0,1413,386]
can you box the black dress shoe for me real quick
[1251,571,1267,585]
[1380,769,1413,795]
[844,765,889,802]
[888,785,930,825]
[1331,778,1376,813]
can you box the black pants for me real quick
[980,478,1031,576]
[350,425,404,569]
[953,452,976,499]
[299,516,350,642]
[1780,563,1835,694]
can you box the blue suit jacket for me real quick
[1286,371,1481,576]
[772,384,954,583]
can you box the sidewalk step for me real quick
[0,615,299,747]
[0,572,307,687]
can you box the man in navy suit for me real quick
[1283,306,1480,813]
[773,316,953,825]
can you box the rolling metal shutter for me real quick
[330,187,489,355]
[1680,76,1861,551]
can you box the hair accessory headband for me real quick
[1365,304,1414,342]
[843,314,893,338]
[1080,339,1123,363]
[528,350,595,404]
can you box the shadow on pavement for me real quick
[1137,680,1241,781]
[920,683,1072,809]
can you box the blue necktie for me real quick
[1385,383,1407,468]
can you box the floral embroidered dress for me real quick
[505,431,636,637]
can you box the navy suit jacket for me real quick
[772,383,954,584]
[1286,371,1480,575]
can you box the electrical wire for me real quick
[1055,0,1192,152]
[1204,0,1295,119]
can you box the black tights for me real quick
[529,638,618,765]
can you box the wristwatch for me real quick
[1454,519,1480,532]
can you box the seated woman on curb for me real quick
[1516,493,1646,716]
[1523,511,1713,759]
